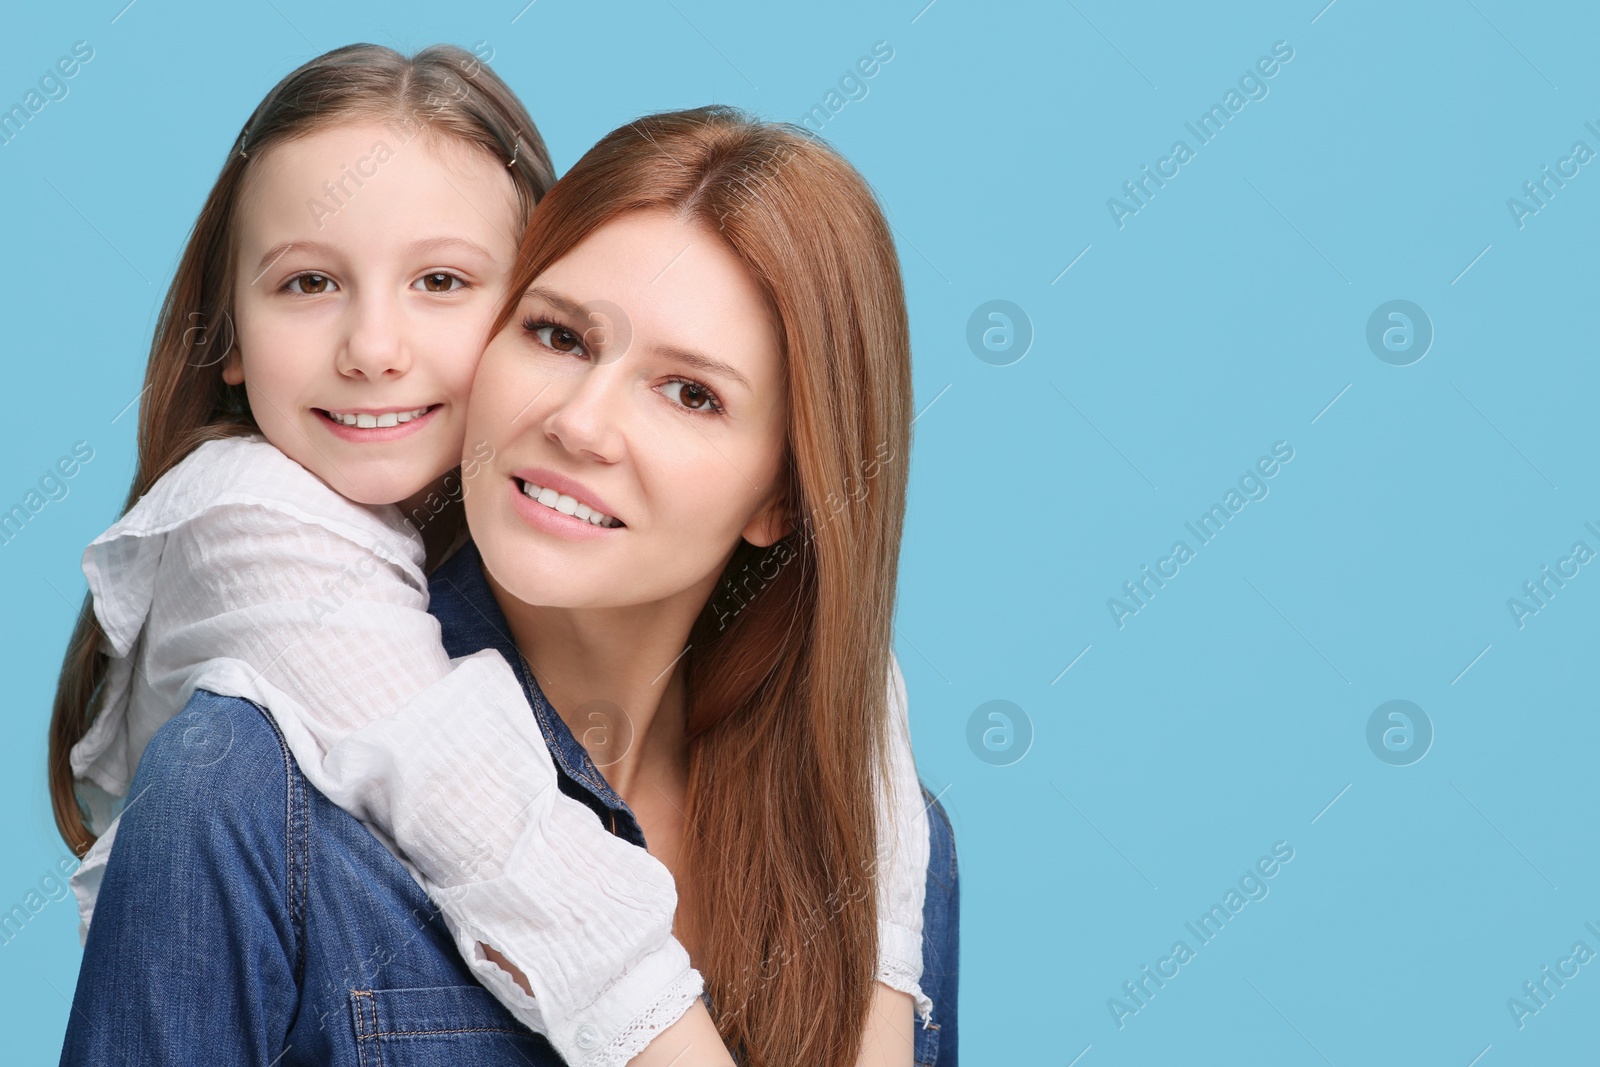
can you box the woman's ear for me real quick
[741,491,793,549]
[221,349,244,386]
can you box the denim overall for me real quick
[61,541,959,1065]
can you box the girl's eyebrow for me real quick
[253,236,498,274]
[524,284,753,392]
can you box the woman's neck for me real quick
[482,564,702,800]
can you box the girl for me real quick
[48,45,933,1067]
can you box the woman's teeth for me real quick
[326,406,432,428]
[520,481,622,527]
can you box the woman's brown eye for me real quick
[294,274,331,294]
[681,383,711,409]
[549,327,581,352]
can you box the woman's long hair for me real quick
[489,106,913,1066]
[47,43,554,857]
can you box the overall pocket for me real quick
[914,1017,942,1067]
[348,984,553,1065]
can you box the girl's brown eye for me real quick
[421,273,457,292]
[294,274,331,294]
[548,327,581,353]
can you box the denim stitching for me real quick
[938,799,957,884]
[370,1025,533,1037]
[360,990,385,1067]
[348,990,531,1041]
[249,698,308,986]
[370,991,385,1067]
[350,990,372,1066]
[914,1020,942,1067]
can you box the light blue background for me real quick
[3,1,1597,1063]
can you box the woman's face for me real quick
[464,210,790,612]
[226,122,521,506]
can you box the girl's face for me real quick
[464,210,790,613]
[226,122,520,506]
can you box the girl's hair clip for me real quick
[507,137,519,168]
[238,130,250,160]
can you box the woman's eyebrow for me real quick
[523,285,587,320]
[524,285,753,391]
[655,342,751,391]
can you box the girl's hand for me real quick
[481,941,737,1066]
[853,983,915,1067]
[626,1000,736,1066]
[479,942,533,997]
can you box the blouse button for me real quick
[575,1023,602,1050]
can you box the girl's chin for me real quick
[345,480,436,510]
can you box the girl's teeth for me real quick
[520,481,620,527]
[328,406,432,428]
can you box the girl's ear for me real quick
[221,349,244,386]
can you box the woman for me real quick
[59,106,958,1066]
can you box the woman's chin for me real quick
[475,532,590,607]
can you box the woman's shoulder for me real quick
[132,690,294,811]
[89,691,302,927]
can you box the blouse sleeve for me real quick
[74,439,704,1067]
[874,650,933,1023]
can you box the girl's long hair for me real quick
[488,106,912,1066]
[48,43,554,856]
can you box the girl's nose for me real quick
[336,293,409,380]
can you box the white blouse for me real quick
[67,435,931,1065]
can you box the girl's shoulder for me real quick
[82,434,425,657]
[99,432,421,561]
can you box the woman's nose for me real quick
[335,292,410,380]
[542,364,626,461]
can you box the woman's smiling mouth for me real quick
[514,477,624,528]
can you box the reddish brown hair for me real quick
[48,42,554,856]
[492,106,912,1066]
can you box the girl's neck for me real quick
[482,564,701,801]
[399,474,468,573]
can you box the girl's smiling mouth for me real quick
[315,404,441,441]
